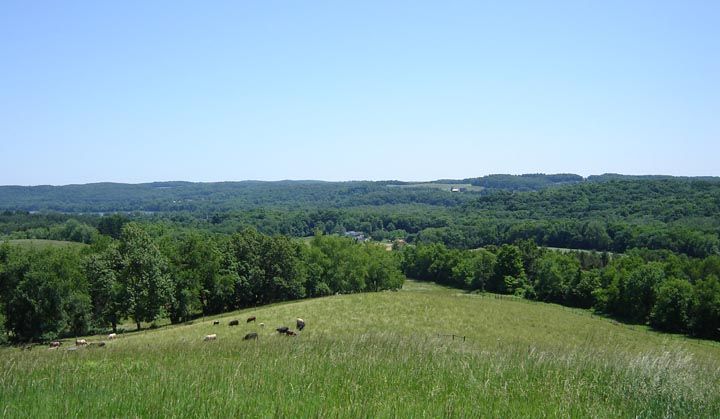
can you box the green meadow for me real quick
[2,280,719,418]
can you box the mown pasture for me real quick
[1,280,719,417]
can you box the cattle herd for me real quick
[40,315,306,350]
[203,316,306,342]
[45,334,117,351]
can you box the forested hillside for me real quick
[0,180,470,212]
[2,176,720,256]
[2,175,720,344]
[5,173,702,212]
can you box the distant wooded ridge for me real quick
[1,173,719,213]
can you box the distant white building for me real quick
[344,231,369,242]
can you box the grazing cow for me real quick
[75,339,88,346]
[246,316,256,323]
[296,318,305,331]
[97,341,106,347]
[285,330,297,336]
[276,326,289,334]
[203,334,217,341]
[229,320,239,326]
[213,320,220,325]
[259,323,265,328]
[49,341,62,348]
[108,333,117,340]
[243,332,258,340]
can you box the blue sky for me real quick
[1,1,718,185]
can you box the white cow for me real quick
[203,334,217,341]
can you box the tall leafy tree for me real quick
[689,276,720,339]
[364,246,404,291]
[566,269,601,308]
[599,259,665,323]
[649,278,693,333]
[85,246,124,332]
[261,236,307,302]
[98,214,130,239]
[5,247,87,341]
[450,249,496,290]
[227,228,268,306]
[117,223,172,330]
[534,252,580,304]
[302,243,333,297]
[491,244,526,294]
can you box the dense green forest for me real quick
[0,180,469,212]
[3,176,720,256]
[3,173,717,213]
[1,174,719,343]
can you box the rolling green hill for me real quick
[2,280,718,417]
[3,174,714,214]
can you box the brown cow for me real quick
[228,320,239,326]
[246,316,256,323]
[243,332,258,340]
[49,341,62,348]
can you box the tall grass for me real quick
[2,281,719,417]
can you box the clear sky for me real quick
[1,1,718,185]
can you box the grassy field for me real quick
[2,239,88,249]
[2,280,719,417]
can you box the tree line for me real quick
[2,221,719,343]
[0,224,403,343]
[4,178,720,258]
[401,241,720,340]
[5,210,719,261]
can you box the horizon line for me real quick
[3,172,720,188]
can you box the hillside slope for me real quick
[2,281,719,417]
